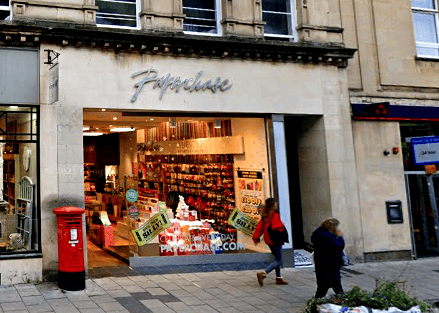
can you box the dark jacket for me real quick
[311,227,345,272]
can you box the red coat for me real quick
[252,212,285,246]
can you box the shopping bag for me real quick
[318,304,369,313]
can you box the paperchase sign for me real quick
[411,136,439,165]
[131,67,233,102]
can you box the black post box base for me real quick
[58,271,86,291]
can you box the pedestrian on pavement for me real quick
[311,217,345,298]
[252,198,288,286]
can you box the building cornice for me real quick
[0,21,356,67]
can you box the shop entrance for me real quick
[405,173,439,258]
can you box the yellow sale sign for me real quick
[131,211,172,246]
[228,208,259,237]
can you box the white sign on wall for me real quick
[411,136,439,165]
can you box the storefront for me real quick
[0,21,359,280]
[351,103,439,262]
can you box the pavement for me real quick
[1,257,439,313]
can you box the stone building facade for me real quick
[1,0,428,283]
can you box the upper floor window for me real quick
[412,0,439,58]
[183,0,220,35]
[0,0,10,20]
[262,0,296,41]
[96,0,139,29]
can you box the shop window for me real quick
[412,0,439,58]
[96,0,139,29]
[0,106,39,255]
[262,0,296,41]
[183,0,221,35]
[83,112,271,264]
[0,0,10,20]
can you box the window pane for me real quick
[262,0,289,12]
[0,10,9,21]
[183,0,218,34]
[263,12,289,35]
[96,0,137,28]
[417,46,439,57]
[412,0,435,9]
[0,0,8,7]
[413,12,438,43]
[183,0,215,10]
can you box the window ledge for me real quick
[416,56,439,62]
[0,252,42,260]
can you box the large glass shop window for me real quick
[83,114,271,258]
[0,106,39,254]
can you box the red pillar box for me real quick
[53,207,85,291]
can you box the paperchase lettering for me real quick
[131,67,233,102]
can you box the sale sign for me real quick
[228,208,259,236]
[236,171,264,219]
[131,211,172,246]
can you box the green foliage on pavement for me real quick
[304,281,432,313]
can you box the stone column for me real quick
[140,0,185,32]
[221,0,265,38]
[296,0,344,43]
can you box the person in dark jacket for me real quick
[311,217,345,298]
[252,198,288,286]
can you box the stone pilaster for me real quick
[221,0,265,38]
[296,0,344,43]
[11,0,97,24]
[140,0,185,32]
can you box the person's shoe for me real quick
[276,277,288,285]
[257,272,267,286]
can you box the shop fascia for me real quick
[131,67,233,102]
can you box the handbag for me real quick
[267,222,289,246]
[341,250,351,266]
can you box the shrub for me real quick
[304,281,432,313]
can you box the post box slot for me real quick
[66,222,80,225]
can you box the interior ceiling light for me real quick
[101,109,106,111]
[83,132,103,136]
[110,127,135,132]
[150,118,154,121]
[214,119,222,129]
[113,117,117,120]
[83,127,90,131]
[10,106,18,109]
[109,125,113,127]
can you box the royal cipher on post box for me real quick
[53,207,86,291]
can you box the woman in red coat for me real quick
[252,198,288,286]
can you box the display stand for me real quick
[16,176,34,250]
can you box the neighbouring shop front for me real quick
[351,102,439,261]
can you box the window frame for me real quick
[182,0,222,36]
[96,0,141,30]
[412,0,439,59]
[262,0,297,41]
[0,105,41,259]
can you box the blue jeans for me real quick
[265,245,282,277]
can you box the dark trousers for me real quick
[264,245,282,277]
[315,267,343,298]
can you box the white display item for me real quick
[317,304,422,313]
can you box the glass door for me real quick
[405,172,439,257]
